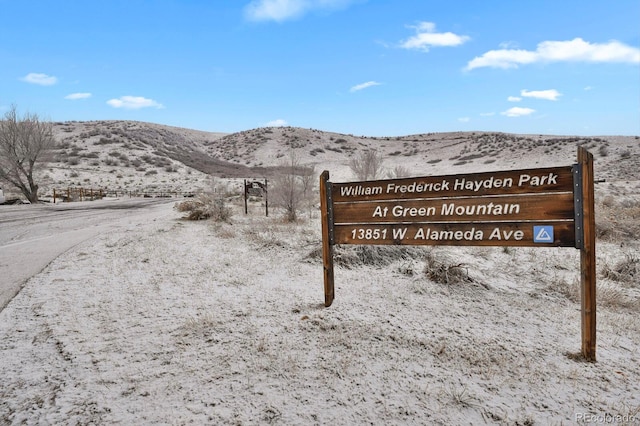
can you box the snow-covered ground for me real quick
[0,198,174,310]
[1,198,638,424]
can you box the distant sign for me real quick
[244,179,268,217]
[245,180,267,197]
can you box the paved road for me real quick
[0,198,176,311]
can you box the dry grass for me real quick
[601,251,639,287]
[546,276,580,302]
[211,223,237,239]
[596,196,640,242]
[332,245,425,268]
[545,266,638,310]
[444,384,478,408]
[244,225,290,249]
[174,193,232,221]
[597,281,638,310]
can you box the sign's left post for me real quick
[320,171,335,307]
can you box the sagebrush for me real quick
[174,193,231,221]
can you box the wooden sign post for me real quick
[320,171,335,307]
[244,179,268,217]
[319,148,596,361]
[577,147,596,361]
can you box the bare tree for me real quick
[349,149,384,181]
[299,163,316,218]
[272,150,315,222]
[0,106,56,202]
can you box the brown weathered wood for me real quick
[578,147,596,361]
[244,179,248,215]
[333,193,575,224]
[320,156,592,361]
[265,179,269,217]
[332,166,574,202]
[333,221,575,247]
[319,171,335,307]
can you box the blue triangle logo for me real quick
[533,226,554,243]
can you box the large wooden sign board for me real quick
[320,147,596,361]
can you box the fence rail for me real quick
[52,187,194,203]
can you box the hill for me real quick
[34,120,640,197]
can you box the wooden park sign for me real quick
[319,147,596,361]
[244,179,268,216]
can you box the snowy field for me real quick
[1,198,639,424]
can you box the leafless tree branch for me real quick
[0,105,56,202]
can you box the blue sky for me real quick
[2,0,639,136]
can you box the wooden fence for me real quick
[52,187,193,203]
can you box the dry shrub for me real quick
[546,276,579,302]
[304,246,323,262]
[270,150,315,222]
[548,271,637,310]
[397,260,417,276]
[595,219,617,240]
[597,282,638,310]
[174,193,231,221]
[244,226,288,249]
[444,385,478,409]
[387,165,411,179]
[349,149,384,180]
[212,224,236,239]
[423,250,473,285]
[596,197,640,242]
[601,252,639,287]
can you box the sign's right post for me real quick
[577,147,596,362]
[244,179,248,215]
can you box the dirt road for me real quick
[0,198,176,311]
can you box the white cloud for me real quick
[458,117,470,123]
[584,86,593,91]
[466,38,640,70]
[508,96,522,102]
[480,112,495,117]
[65,93,92,100]
[350,81,381,92]
[244,0,358,22]
[400,22,470,52]
[502,107,536,117]
[521,89,561,101]
[106,96,164,109]
[21,73,58,86]
[467,49,538,70]
[499,41,519,49]
[265,119,288,127]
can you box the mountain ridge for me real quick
[36,120,639,196]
